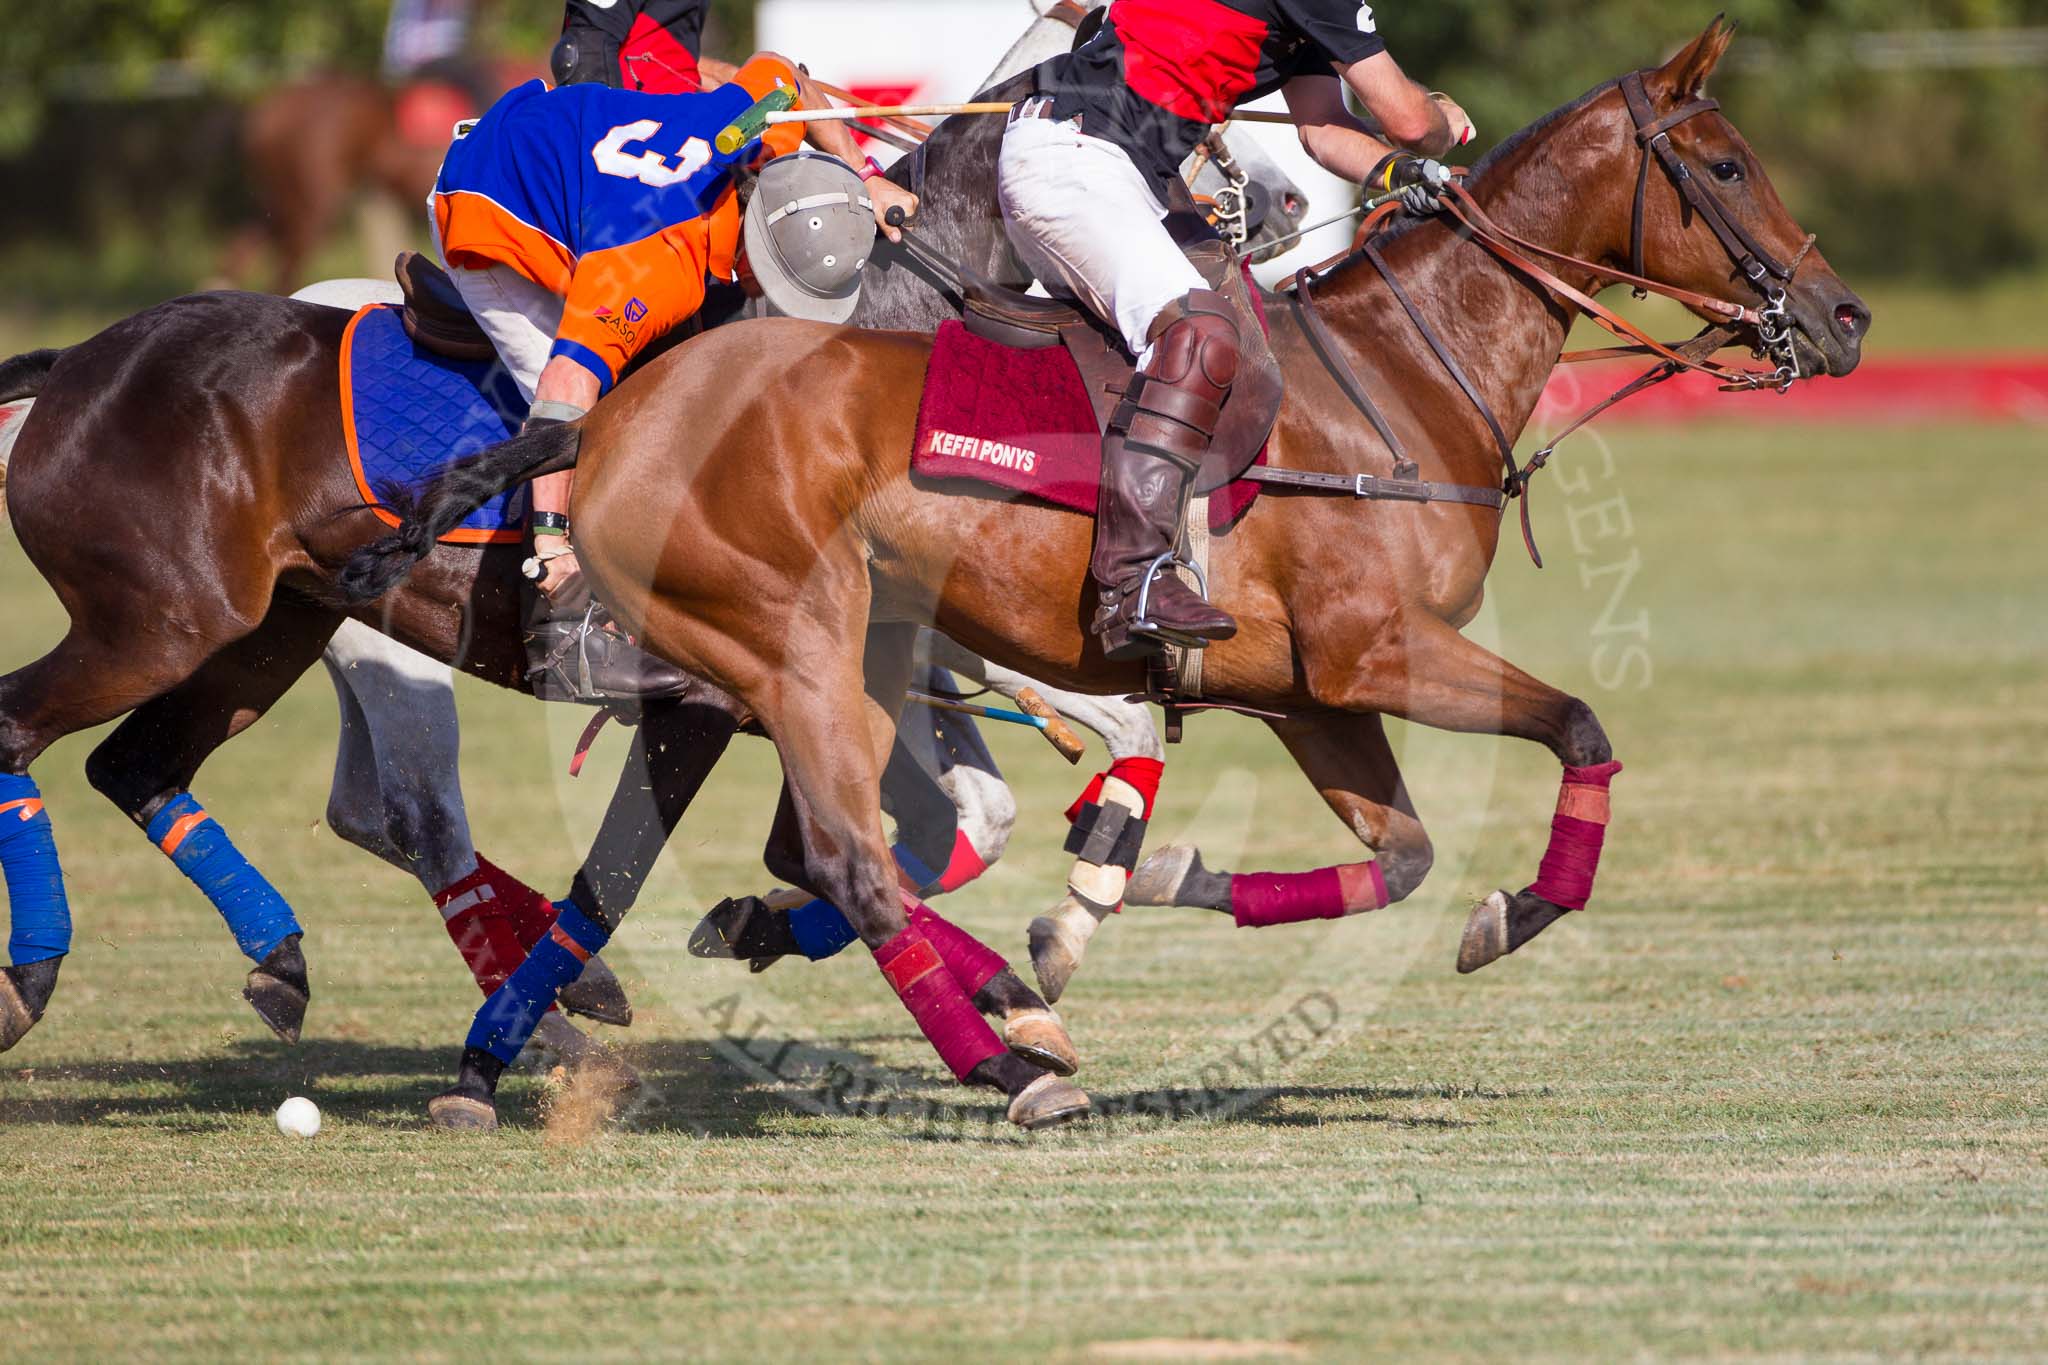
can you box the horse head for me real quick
[1599,18,1870,378]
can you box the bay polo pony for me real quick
[343,20,1870,1121]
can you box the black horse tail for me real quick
[0,348,62,406]
[337,419,581,604]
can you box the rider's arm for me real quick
[1287,52,1471,180]
[698,55,740,89]
[1283,74,1400,183]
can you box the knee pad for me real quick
[1117,290,1242,463]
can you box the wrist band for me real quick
[527,399,589,425]
[532,510,570,532]
[859,156,886,181]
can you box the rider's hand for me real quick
[1431,92,1477,149]
[527,545,584,603]
[867,176,918,243]
[1371,152,1452,215]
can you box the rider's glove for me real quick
[1368,153,1452,216]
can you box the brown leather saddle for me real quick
[948,232,1283,495]
[393,252,496,362]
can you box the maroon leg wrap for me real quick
[873,923,1006,1083]
[907,900,1008,996]
[1528,761,1624,911]
[1230,862,1389,928]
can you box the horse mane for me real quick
[1371,76,1622,246]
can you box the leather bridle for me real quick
[1287,69,1823,565]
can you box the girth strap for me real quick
[1237,465,1504,510]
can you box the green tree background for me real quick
[0,0,2042,285]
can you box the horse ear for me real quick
[1651,14,1738,101]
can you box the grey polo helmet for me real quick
[744,152,876,323]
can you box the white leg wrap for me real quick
[1066,775,1146,912]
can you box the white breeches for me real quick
[996,109,1206,359]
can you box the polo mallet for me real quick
[906,688,1087,764]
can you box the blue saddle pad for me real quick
[342,304,528,543]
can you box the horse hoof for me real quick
[0,957,60,1052]
[1027,916,1082,1005]
[242,935,309,1043]
[1457,891,1511,974]
[428,1092,499,1131]
[1127,844,1200,906]
[1003,1007,1079,1077]
[557,954,633,1027]
[1007,1073,1091,1131]
[686,899,744,958]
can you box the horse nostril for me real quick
[1283,194,1304,217]
[1834,301,1871,341]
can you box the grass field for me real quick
[0,416,2044,1362]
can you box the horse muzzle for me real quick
[1786,285,1872,379]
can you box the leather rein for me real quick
[1282,70,1818,567]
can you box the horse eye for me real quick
[1711,160,1745,183]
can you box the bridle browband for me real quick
[1284,68,1821,565]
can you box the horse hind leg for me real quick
[1128,712,1430,931]
[0,618,248,1051]
[83,598,342,1043]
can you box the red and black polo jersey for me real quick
[1044,0,1387,198]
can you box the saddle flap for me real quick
[394,251,497,362]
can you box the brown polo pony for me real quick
[346,21,1869,1102]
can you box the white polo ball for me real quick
[274,1095,321,1138]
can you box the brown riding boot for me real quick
[521,573,693,705]
[1089,289,1241,661]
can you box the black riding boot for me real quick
[521,574,693,705]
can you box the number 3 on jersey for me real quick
[592,120,711,188]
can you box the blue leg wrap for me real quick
[787,899,859,961]
[467,900,608,1065]
[891,841,940,895]
[779,842,935,963]
[0,774,70,965]
[144,793,301,963]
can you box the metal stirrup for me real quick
[1130,550,1211,636]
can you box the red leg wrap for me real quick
[1230,862,1389,928]
[435,860,539,998]
[1065,756,1165,823]
[1528,761,1623,911]
[874,923,1006,1082]
[934,830,989,894]
[907,899,1007,996]
[474,853,559,950]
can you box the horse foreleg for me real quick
[736,638,1078,1077]
[1314,615,1620,973]
[1128,711,1427,928]
[430,696,741,1129]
